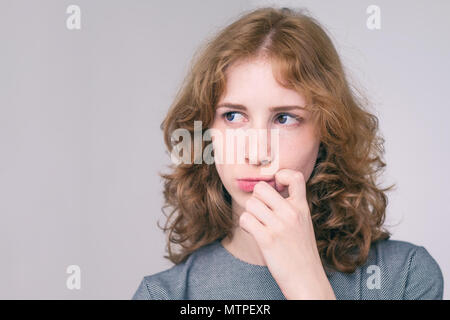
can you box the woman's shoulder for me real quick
[131,263,186,300]
[131,240,221,300]
[372,239,442,274]
[366,238,444,299]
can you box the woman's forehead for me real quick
[221,68,305,107]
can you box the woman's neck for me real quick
[220,198,267,266]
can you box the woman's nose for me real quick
[244,126,274,166]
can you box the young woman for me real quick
[132,7,443,300]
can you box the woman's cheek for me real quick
[277,131,304,163]
[277,131,319,173]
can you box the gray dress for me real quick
[132,238,444,300]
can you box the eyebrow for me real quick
[216,103,306,112]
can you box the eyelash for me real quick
[221,111,302,125]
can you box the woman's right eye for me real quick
[222,111,244,123]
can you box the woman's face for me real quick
[210,57,321,211]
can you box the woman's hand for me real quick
[239,168,336,300]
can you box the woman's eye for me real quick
[221,111,301,125]
[276,113,300,125]
[223,111,245,123]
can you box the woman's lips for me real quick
[237,179,279,192]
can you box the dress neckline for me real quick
[214,238,334,278]
[215,239,270,269]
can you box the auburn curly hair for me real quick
[157,6,395,273]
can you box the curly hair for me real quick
[157,6,395,273]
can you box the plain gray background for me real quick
[0,0,448,299]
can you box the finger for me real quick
[252,180,290,212]
[274,169,307,209]
[239,211,267,243]
[245,196,277,227]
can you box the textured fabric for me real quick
[132,238,444,300]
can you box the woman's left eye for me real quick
[275,113,300,125]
